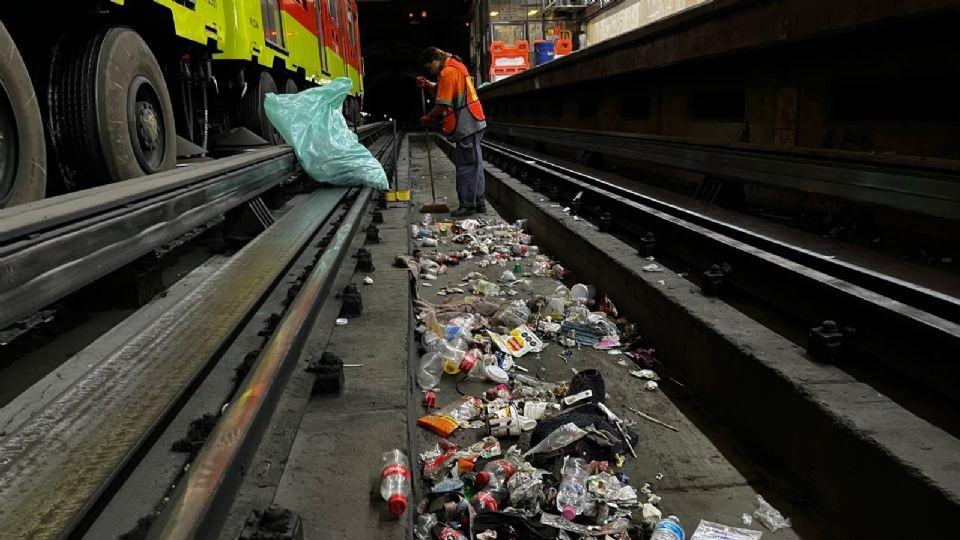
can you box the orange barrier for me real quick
[489,40,529,82]
[555,38,573,57]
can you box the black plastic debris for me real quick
[339,284,363,317]
[306,351,344,395]
[238,504,303,540]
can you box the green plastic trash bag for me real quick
[264,77,387,191]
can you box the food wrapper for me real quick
[417,395,484,437]
[487,325,545,357]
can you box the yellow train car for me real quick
[0,0,364,208]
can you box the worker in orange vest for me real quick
[417,47,487,216]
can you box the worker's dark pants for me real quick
[453,129,485,208]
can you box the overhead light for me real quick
[528,9,538,15]
[421,10,427,17]
[489,10,499,16]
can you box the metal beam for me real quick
[488,123,960,220]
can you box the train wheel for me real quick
[48,27,176,189]
[0,22,46,208]
[240,70,280,145]
[284,78,299,94]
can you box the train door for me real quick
[336,0,349,77]
[311,0,329,74]
[323,0,343,78]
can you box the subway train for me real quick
[0,0,364,209]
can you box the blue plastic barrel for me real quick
[534,40,555,66]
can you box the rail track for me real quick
[445,134,960,536]
[473,138,960,402]
[0,123,396,540]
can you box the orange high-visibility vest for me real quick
[440,57,486,136]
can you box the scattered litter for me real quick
[742,513,754,526]
[335,318,348,326]
[363,276,374,285]
[690,520,764,540]
[655,472,664,481]
[630,369,660,381]
[402,212,749,539]
[540,514,630,535]
[753,495,791,531]
[628,407,680,432]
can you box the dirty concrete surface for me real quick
[274,134,828,539]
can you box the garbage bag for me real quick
[264,77,388,190]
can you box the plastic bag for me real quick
[753,495,791,531]
[264,77,388,190]
[523,422,587,457]
[417,395,484,437]
[690,520,764,540]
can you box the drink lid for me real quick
[562,504,577,520]
[475,471,491,486]
[484,365,509,384]
[388,493,407,515]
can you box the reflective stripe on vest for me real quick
[442,57,485,135]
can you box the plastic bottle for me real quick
[650,516,685,540]
[475,454,524,487]
[443,314,478,341]
[469,485,508,514]
[416,352,443,390]
[380,449,410,516]
[421,331,443,352]
[556,456,589,520]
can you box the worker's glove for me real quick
[416,76,430,88]
[420,114,432,126]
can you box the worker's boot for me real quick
[451,206,476,217]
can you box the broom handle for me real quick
[421,87,437,204]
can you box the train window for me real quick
[327,0,339,27]
[310,0,330,72]
[620,96,651,119]
[347,6,355,46]
[261,0,285,48]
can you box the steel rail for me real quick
[0,122,390,331]
[483,139,960,323]
[472,139,960,401]
[487,123,960,220]
[0,149,298,329]
[0,186,350,540]
[147,187,372,540]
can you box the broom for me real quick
[419,86,450,213]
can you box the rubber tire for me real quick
[284,78,299,94]
[48,27,176,189]
[240,70,280,145]
[0,22,46,207]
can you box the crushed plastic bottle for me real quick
[416,352,443,390]
[475,453,524,487]
[444,314,479,341]
[470,484,508,513]
[556,456,589,520]
[379,449,410,516]
[651,515,685,540]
